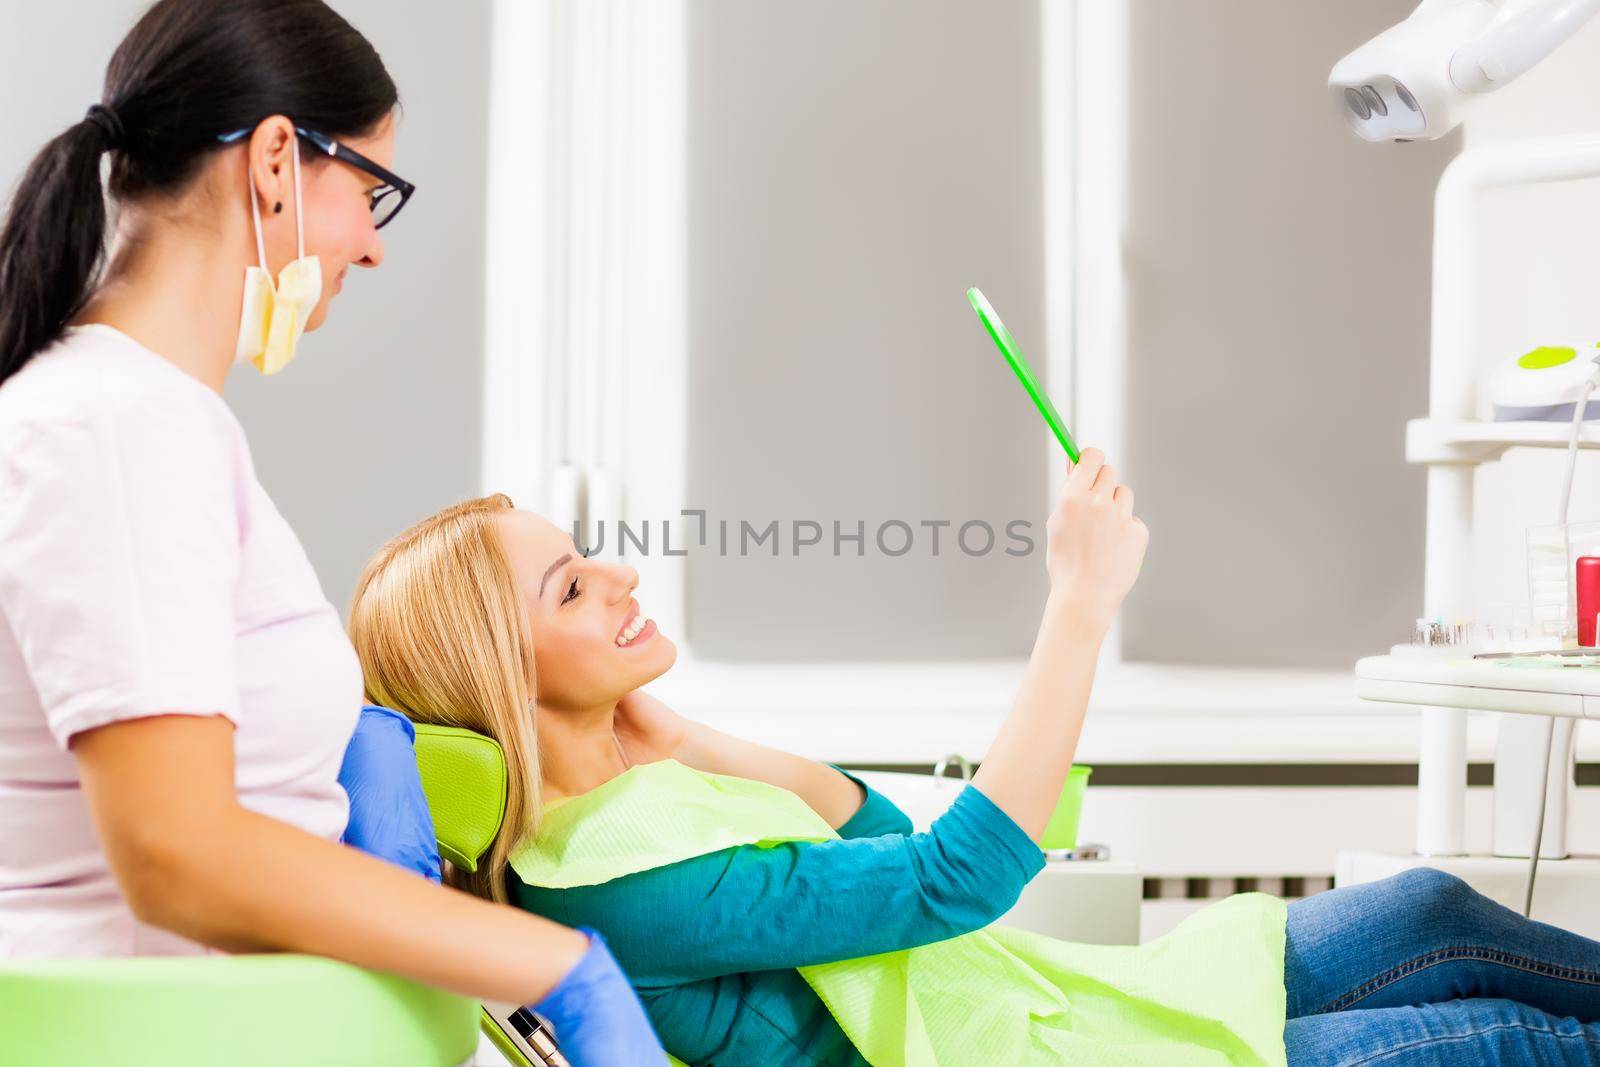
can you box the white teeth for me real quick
[617,616,649,646]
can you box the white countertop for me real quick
[1357,651,1600,720]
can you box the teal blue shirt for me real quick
[510,772,1043,1066]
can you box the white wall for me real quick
[683,0,1050,661]
[225,2,492,615]
[1118,0,1457,668]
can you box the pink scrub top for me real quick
[0,324,363,956]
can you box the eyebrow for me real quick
[538,553,574,598]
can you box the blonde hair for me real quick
[347,493,537,904]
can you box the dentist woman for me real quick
[0,1,662,1061]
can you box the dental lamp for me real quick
[1330,0,1600,142]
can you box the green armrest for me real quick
[414,722,508,873]
[0,955,477,1067]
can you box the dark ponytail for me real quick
[0,0,399,388]
[0,122,114,391]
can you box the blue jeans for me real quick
[1285,867,1600,1064]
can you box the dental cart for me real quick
[1343,134,1600,936]
[1351,651,1600,938]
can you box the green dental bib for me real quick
[512,760,1287,1067]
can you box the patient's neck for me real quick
[538,700,629,802]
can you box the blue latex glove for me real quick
[338,705,443,881]
[532,928,667,1066]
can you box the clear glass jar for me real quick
[1525,521,1600,645]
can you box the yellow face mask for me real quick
[234,143,322,375]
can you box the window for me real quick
[481,0,1458,760]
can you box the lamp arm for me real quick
[1449,0,1600,92]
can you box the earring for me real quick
[273,202,282,214]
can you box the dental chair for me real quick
[413,722,540,1067]
[413,723,690,1067]
[0,956,476,1067]
[0,915,475,1067]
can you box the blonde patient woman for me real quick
[350,466,1600,1066]
[0,1,662,1061]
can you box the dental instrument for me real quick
[1330,0,1600,143]
[508,1007,573,1067]
[966,287,1081,463]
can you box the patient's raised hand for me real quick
[1044,447,1148,634]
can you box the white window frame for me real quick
[481,0,1381,768]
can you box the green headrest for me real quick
[413,723,507,873]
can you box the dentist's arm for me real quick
[71,715,657,1046]
[971,447,1146,840]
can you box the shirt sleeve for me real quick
[0,391,242,745]
[833,767,914,839]
[339,706,442,882]
[517,784,1044,988]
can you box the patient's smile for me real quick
[616,603,656,647]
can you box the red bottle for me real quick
[1578,556,1600,647]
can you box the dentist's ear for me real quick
[244,115,297,221]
